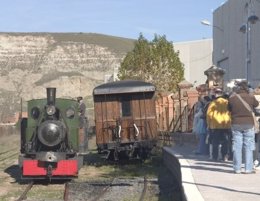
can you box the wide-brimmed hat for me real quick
[236,80,249,91]
[77,96,83,101]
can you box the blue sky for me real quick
[0,0,226,42]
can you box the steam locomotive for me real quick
[93,80,158,160]
[19,88,85,180]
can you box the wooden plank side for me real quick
[94,96,104,145]
[95,122,103,145]
[95,95,122,145]
[94,95,113,145]
[132,97,141,140]
[145,94,157,140]
[94,96,103,121]
[105,95,119,143]
[95,92,157,146]
[105,95,114,122]
[119,119,128,142]
[113,96,120,120]
[132,94,143,141]
[132,93,157,141]
[101,98,109,144]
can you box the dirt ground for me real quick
[0,133,23,201]
[0,131,178,201]
[0,133,101,201]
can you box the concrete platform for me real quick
[168,143,260,201]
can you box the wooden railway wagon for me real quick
[93,80,157,160]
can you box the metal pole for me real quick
[246,23,249,80]
[246,2,250,81]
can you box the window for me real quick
[121,96,131,117]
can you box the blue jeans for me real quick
[197,133,208,154]
[232,126,255,172]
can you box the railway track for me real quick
[91,177,116,201]
[0,152,19,162]
[0,148,17,156]
[16,181,34,201]
[63,182,70,201]
[64,164,119,201]
[12,173,155,201]
[65,176,155,201]
[61,155,175,201]
[16,181,69,201]
[0,147,19,168]
[139,176,148,201]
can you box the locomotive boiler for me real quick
[19,88,85,180]
[93,80,158,160]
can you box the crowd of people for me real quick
[193,80,260,174]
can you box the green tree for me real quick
[118,33,184,92]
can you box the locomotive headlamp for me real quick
[31,107,40,119]
[66,108,75,119]
[46,105,56,116]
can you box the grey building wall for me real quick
[213,0,260,87]
[174,39,213,86]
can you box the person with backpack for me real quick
[206,88,231,161]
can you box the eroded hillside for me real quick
[0,33,134,121]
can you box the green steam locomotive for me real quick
[19,88,86,180]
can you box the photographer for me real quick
[77,96,88,153]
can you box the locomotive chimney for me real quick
[47,88,56,105]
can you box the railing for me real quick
[156,93,198,134]
[157,100,197,146]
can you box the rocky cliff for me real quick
[0,32,134,121]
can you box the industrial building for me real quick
[213,0,260,87]
[174,39,213,87]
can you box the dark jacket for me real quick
[228,90,259,125]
